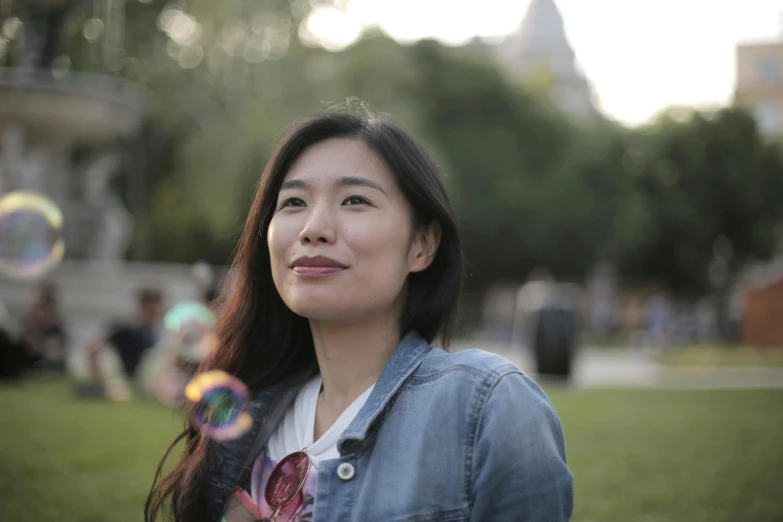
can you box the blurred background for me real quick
[0,0,782,521]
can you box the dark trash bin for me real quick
[515,280,579,381]
[532,305,577,379]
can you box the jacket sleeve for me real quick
[470,371,573,521]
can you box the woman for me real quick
[146,112,573,522]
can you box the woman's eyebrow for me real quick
[280,179,307,190]
[335,176,388,196]
[280,176,388,196]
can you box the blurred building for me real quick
[494,0,598,119]
[743,273,783,347]
[735,39,783,136]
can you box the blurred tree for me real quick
[131,33,583,281]
[405,40,574,290]
[536,120,642,279]
[617,107,783,334]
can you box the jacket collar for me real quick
[338,330,430,453]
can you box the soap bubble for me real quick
[186,370,252,440]
[0,191,65,280]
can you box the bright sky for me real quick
[305,0,783,125]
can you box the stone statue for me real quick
[91,200,133,264]
[83,152,133,263]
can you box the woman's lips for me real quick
[292,266,346,276]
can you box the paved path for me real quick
[65,340,783,391]
[453,341,783,390]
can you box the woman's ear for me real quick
[408,221,442,273]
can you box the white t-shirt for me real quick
[237,375,374,521]
[267,374,375,468]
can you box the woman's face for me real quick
[267,138,438,323]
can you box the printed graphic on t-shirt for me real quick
[222,488,262,522]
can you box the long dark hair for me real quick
[145,112,463,522]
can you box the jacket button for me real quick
[337,462,355,481]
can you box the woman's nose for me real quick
[298,206,336,245]
[300,234,330,244]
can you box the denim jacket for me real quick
[206,331,573,521]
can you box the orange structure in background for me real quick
[743,275,783,347]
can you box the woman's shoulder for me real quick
[413,346,556,426]
[418,344,524,383]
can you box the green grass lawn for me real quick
[1,378,782,522]
[658,345,783,368]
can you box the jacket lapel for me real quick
[338,331,430,454]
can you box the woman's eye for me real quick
[280,198,305,208]
[343,196,369,206]
[280,197,305,209]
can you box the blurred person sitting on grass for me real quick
[0,300,31,380]
[142,285,220,406]
[146,112,573,522]
[75,288,164,398]
[20,281,68,371]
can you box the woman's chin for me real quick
[293,307,351,321]
[285,296,352,320]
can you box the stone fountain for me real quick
[0,0,142,264]
[0,1,206,370]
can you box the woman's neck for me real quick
[309,313,399,417]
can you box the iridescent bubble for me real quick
[163,301,217,361]
[0,191,65,280]
[186,370,252,441]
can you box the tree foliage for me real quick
[120,33,783,298]
[2,2,782,300]
[617,108,783,296]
